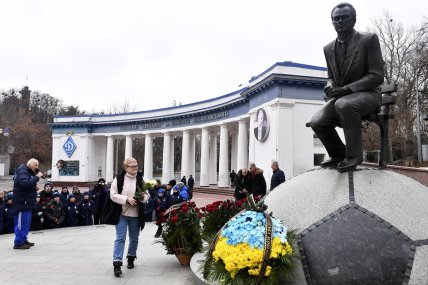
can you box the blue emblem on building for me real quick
[63,136,77,158]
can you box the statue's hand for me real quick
[329,86,352,98]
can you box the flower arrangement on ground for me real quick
[157,201,203,265]
[202,195,296,285]
[200,197,261,241]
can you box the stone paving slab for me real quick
[0,223,194,284]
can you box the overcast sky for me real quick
[0,0,426,113]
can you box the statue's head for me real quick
[331,2,356,35]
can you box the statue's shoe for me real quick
[320,157,344,168]
[337,157,363,172]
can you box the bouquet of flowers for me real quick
[202,195,296,285]
[135,179,157,202]
[157,201,203,265]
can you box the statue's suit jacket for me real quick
[324,29,384,106]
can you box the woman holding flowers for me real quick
[110,158,149,277]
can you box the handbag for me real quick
[100,198,122,225]
[100,174,124,225]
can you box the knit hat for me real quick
[168,179,177,187]
[5,192,13,200]
[44,182,53,189]
[67,194,75,200]
[83,191,90,197]
[158,189,165,195]
[98,178,106,184]
[52,192,60,198]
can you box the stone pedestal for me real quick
[191,167,428,285]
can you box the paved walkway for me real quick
[0,193,229,284]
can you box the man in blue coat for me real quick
[12,158,44,249]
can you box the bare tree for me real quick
[366,12,428,161]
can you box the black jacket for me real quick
[270,168,286,190]
[12,164,39,213]
[45,200,65,228]
[234,170,252,200]
[250,168,267,197]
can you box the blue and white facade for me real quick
[50,61,328,187]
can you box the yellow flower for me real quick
[212,237,292,278]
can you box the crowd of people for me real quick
[0,179,108,235]
[232,161,286,200]
[0,173,195,237]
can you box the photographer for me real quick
[90,178,108,225]
[12,158,44,249]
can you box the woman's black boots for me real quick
[113,261,122,277]
[127,256,136,269]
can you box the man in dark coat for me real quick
[78,192,95,226]
[39,182,54,207]
[59,186,69,206]
[12,159,44,249]
[249,163,267,197]
[2,192,15,234]
[64,194,79,227]
[181,176,187,185]
[90,178,108,225]
[229,170,236,187]
[45,192,65,229]
[310,2,384,172]
[187,175,194,199]
[270,161,286,191]
[31,194,45,231]
[234,168,251,200]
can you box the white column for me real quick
[144,134,153,179]
[189,134,196,177]
[209,131,218,184]
[162,133,171,183]
[218,124,229,187]
[51,136,61,181]
[125,135,133,158]
[181,130,190,179]
[170,137,175,180]
[237,119,249,170]
[249,113,256,163]
[106,136,114,182]
[231,132,238,172]
[200,128,210,186]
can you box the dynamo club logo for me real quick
[63,136,77,158]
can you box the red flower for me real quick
[195,207,200,213]
[170,215,179,223]
[171,209,177,215]
[181,204,188,212]
[190,201,196,207]
[160,211,165,217]
[201,207,206,212]
[198,213,202,219]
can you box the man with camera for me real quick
[12,158,44,249]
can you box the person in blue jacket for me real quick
[2,192,15,234]
[153,188,171,238]
[64,194,79,227]
[12,158,44,249]
[174,182,189,201]
[170,186,183,205]
[31,194,45,231]
[78,192,94,226]
[144,192,155,222]
[59,186,69,206]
